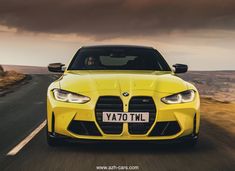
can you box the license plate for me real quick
[102,112,149,123]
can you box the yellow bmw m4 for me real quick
[47,45,200,146]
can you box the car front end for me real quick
[46,45,200,146]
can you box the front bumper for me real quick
[48,132,199,144]
[47,90,200,141]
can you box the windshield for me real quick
[68,47,171,71]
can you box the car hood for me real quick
[59,70,188,93]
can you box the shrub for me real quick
[0,65,4,76]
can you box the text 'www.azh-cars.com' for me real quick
[96,165,139,170]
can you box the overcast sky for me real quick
[0,0,235,70]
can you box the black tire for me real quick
[184,136,198,147]
[47,134,58,146]
[46,125,59,147]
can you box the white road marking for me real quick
[7,120,47,156]
[34,101,45,105]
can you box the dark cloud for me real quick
[0,0,235,38]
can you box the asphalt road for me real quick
[0,75,235,171]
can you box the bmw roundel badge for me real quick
[122,92,129,97]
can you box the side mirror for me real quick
[173,64,188,74]
[48,63,65,73]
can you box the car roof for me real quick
[81,45,154,49]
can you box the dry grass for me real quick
[201,98,235,134]
[0,71,26,90]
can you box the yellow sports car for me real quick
[47,45,200,146]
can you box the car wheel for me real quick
[184,135,199,148]
[46,125,59,147]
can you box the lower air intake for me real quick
[149,121,181,136]
[68,120,102,136]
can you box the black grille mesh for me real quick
[95,96,123,134]
[128,96,156,134]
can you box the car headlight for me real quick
[53,89,90,104]
[161,90,195,104]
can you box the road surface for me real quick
[0,75,235,171]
